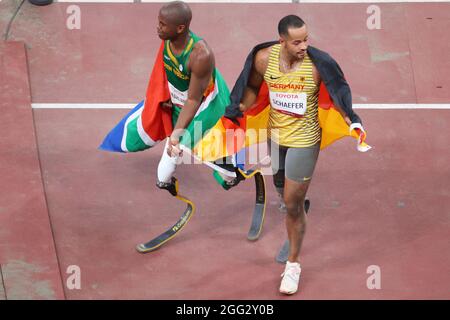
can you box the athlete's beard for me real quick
[288,47,305,61]
[160,32,178,41]
[281,46,304,66]
[296,50,306,59]
[158,33,168,40]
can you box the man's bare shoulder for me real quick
[191,40,214,63]
[255,46,272,61]
[190,40,215,74]
[254,46,272,76]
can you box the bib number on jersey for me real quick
[169,82,188,107]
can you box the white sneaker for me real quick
[279,261,301,295]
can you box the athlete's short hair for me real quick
[160,1,192,27]
[278,15,305,37]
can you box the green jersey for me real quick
[163,31,203,108]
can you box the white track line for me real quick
[54,0,450,3]
[31,103,450,109]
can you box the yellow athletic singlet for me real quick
[264,44,321,148]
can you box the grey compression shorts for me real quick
[268,140,320,184]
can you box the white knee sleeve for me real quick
[157,140,181,183]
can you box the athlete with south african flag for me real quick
[100,1,267,253]
[155,1,220,191]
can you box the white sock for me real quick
[286,261,301,268]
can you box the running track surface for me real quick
[0,1,449,299]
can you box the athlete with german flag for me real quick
[224,15,371,295]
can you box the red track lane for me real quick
[1,2,449,103]
[31,108,450,299]
[0,2,449,299]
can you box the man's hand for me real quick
[161,99,173,110]
[167,136,183,157]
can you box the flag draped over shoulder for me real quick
[100,40,370,172]
[99,42,230,154]
[192,42,371,162]
[99,43,171,152]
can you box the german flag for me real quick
[192,41,371,163]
